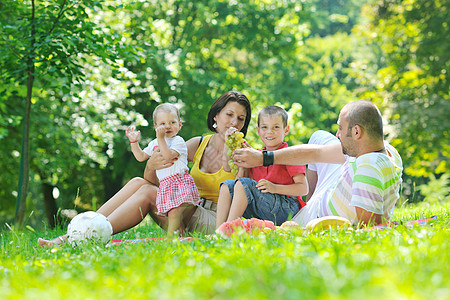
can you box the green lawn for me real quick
[1,204,448,299]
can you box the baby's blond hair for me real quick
[152,103,180,126]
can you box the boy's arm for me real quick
[306,170,318,201]
[256,173,308,197]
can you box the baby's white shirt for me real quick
[143,135,189,180]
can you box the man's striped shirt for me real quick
[319,143,403,223]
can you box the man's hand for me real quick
[233,146,263,168]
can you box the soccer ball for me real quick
[67,211,113,246]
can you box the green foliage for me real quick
[359,0,450,177]
[1,0,449,225]
[0,0,135,221]
[416,174,450,205]
[308,0,368,36]
[0,205,448,298]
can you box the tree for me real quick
[0,0,121,227]
[359,0,449,178]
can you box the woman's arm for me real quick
[144,147,177,183]
[222,151,232,172]
[144,160,159,186]
[186,136,202,162]
[236,167,250,179]
[156,127,180,160]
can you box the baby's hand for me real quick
[156,126,166,139]
[126,126,140,142]
[256,179,276,194]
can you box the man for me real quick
[233,100,403,226]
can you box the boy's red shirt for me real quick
[250,142,307,208]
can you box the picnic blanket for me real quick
[363,216,437,230]
[110,236,194,245]
[108,216,437,244]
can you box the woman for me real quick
[38,91,252,246]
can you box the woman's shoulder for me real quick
[187,135,212,147]
[186,135,211,161]
[186,136,202,148]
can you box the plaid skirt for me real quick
[157,171,201,214]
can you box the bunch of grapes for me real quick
[225,132,245,174]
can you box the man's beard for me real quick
[340,140,355,157]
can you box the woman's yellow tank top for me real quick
[190,135,236,203]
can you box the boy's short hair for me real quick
[152,103,180,125]
[257,106,288,127]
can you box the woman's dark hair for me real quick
[207,91,252,137]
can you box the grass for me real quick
[0,204,449,299]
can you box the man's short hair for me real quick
[258,106,288,127]
[345,100,383,141]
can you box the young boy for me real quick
[216,106,308,228]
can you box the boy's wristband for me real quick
[262,150,274,167]
[130,140,138,143]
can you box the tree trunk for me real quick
[102,167,125,206]
[15,0,36,228]
[42,182,58,228]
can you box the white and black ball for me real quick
[67,211,113,246]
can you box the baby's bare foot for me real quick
[38,236,65,247]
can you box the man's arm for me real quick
[234,143,345,168]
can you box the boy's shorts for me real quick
[221,178,300,225]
